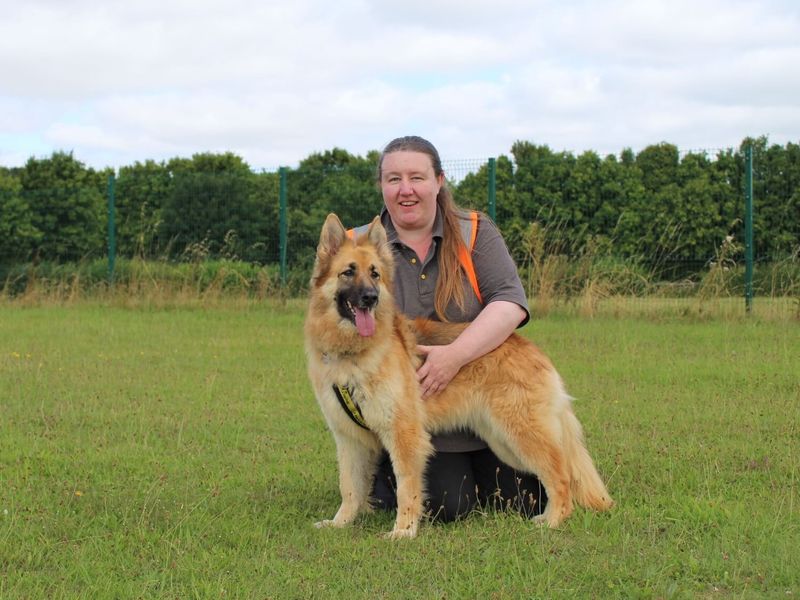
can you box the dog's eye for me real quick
[370,269,380,280]
[340,268,355,278]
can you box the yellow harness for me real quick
[332,385,369,430]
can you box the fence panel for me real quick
[2,143,798,315]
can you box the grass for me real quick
[3,247,799,315]
[1,301,798,598]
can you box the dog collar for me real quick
[332,385,369,430]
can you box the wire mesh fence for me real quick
[2,140,798,315]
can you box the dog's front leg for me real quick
[315,437,379,530]
[384,427,433,540]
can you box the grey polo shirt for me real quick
[380,208,530,452]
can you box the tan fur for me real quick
[305,213,613,539]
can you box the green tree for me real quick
[290,148,381,225]
[115,160,172,258]
[786,142,800,255]
[510,142,576,226]
[20,151,105,261]
[709,146,744,241]
[286,148,382,267]
[630,143,695,269]
[0,169,41,262]
[562,150,603,245]
[158,152,270,262]
[454,155,515,221]
[636,142,680,192]
[674,152,728,260]
[744,136,800,258]
[249,170,281,264]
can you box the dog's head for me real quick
[310,213,394,338]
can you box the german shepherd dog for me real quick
[305,214,613,539]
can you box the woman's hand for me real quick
[416,343,464,399]
[416,300,527,400]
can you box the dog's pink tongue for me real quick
[355,308,375,337]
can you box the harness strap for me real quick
[347,210,482,302]
[332,384,369,430]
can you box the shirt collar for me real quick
[380,206,444,246]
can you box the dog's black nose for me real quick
[360,288,378,309]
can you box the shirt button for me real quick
[420,274,427,280]
[410,258,417,264]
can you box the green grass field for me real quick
[1,302,798,598]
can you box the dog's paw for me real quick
[533,507,567,528]
[314,519,340,529]
[383,526,418,540]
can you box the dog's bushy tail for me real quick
[555,377,614,511]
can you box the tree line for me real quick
[1,136,797,277]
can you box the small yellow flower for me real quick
[74,490,83,497]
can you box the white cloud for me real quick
[1,0,798,169]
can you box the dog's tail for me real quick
[555,377,614,512]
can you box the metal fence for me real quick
[3,143,799,313]
[99,147,796,310]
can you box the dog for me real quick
[305,213,613,539]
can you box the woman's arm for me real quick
[416,300,526,399]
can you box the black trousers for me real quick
[371,448,548,523]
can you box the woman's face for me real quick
[380,150,443,233]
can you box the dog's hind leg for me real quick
[499,436,573,527]
[485,416,574,528]
[315,437,381,529]
[525,441,573,528]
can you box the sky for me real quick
[1,0,798,171]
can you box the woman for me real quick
[371,135,547,522]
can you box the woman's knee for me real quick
[472,448,548,517]
[371,450,485,522]
[424,452,478,523]
[424,484,477,523]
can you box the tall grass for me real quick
[1,258,305,308]
[516,220,799,320]
[1,303,797,598]
[2,222,798,320]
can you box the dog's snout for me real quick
[360,287,378,309]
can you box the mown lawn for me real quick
[1,302,798,598]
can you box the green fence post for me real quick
[487,157,497,221]
[279,167,288,286]
[744,145,754,314]
[107,172,116,284]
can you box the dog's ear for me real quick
[366,215,387,249]
[318,213,347,257]
[366,216,394,275]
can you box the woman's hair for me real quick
[378,136,471,321]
